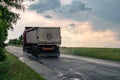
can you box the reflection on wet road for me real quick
[6,46,120,80]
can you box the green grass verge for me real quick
[0,50,45,80]
[60,47,120,61]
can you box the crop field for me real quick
[0,50,45,80]
[60,47,120,61]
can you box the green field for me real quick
[0,50,45,80]
[60,47,120,61]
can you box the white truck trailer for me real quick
[23,27,61,57]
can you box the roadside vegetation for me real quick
[0,49,45,80]
[0,0,30,61]
[60,47,120,61]
[8,35,23,46]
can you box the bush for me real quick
[0,48,6,61]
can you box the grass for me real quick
[0,50,45,80]
[60,47,120,61]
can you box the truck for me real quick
[23,27,61,57]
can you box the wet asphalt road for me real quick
[6,46,120,80]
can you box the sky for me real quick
[8,0,120,48]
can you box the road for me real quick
[6,46,120,80]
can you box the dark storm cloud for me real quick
[54,0,92,21]
[29,0,91,13]
[44,15,52,18]
[29,0,120,23]
[29,0,91,21]
[29,0,60,13]
[57,0,91,13]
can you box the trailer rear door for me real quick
[37,27,61,45]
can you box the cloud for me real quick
[44,15,52,18]
[88,13,120,40]
[29,0,91,13]
[86,0,120,24]
[29,0,120,24]
[60,0,72,5]
[62,22,120,47]
[29,0,60,13]
[57,0,91,13]
[29,0,91,21]
[69,23,76,28]
[83,0,120,40]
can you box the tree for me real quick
[0,0,32,61]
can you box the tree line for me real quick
[8,35,23,45]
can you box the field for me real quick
[60,47,120,61]
[0,50,45,80]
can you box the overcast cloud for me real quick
[29,0,120,25]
